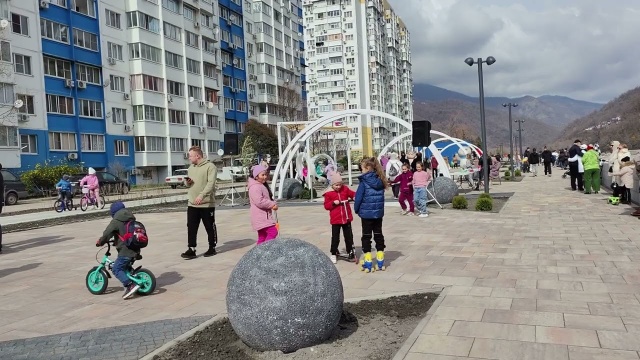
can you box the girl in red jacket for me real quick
[323,172,356,264]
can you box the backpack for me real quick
[388,162,400,178]
[119,221,149,249]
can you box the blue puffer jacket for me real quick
[354,172,385,219]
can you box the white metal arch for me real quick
[271,109,449,199]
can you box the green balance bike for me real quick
[86,241,156,296]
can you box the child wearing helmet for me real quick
[79,167,101,208]
[96,201,141,299]
[55,174,72,202]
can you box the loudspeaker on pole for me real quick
[224,133,240,156]
[412,121,432,148]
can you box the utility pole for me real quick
[502,103,517,178]
[515,119,525,157]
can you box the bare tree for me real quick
[276,83,303,123]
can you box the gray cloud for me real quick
[388,0,640,103]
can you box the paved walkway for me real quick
[1,171,639,359]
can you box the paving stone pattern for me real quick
[0,316,211,360]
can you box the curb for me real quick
[392,286,450,360]
[140,288,444,360]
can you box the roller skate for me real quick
[360,252,374,273]
[375,251,386,271]
[608,196,620,205]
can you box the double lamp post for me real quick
[502,102,517,178]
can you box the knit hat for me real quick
[109,201,125,218]
[587,145,594,151]
[329,172,343,184]
[63,174,69,180]
[88,167,96,175]
[580,144,587,150]
[252,164,268,178]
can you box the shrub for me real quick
[20,160,84,193]
[299,188,318,199]
[475,197,493,211]
[514,169,522,177]
[452,195,468,209]
[478,193,492,200]
[504,170,511,178]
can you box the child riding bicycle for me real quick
[55,174,72,202]
[79,167,101,208]
[96,201,141,299]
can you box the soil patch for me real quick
[152,293,437,360]
[444,192,512,213]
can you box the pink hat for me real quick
[252,164,268,178]
[329,172,343,184]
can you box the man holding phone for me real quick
[182,146,218,259]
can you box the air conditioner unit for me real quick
[17,114,29,122]
[65,79,74,88]
[167,95,173,102]
[124,125,132,132]
[230,88,237,93]
[199,126,206,133]
[289,65,294,70]
[183,152,189,159]
[124,93,130,100]
[199,100,206,107]
[77,80,87,89]
[231,44,237,50]
[108,58,116,65]
[249,94,254,99]
[229,14,236,22]
[252,34,257,40]
[194,22,199,28]
[247,52,253,57]
[67,153,78,160]
[40,0,50,9]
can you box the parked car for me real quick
[2,170,29,205]
[69,171,130,195]
[165,169,189,189]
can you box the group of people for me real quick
[516,147,555,176]
[384,153,433,217]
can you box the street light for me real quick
[515,119,525,157]
[502,103,517,179]
[465,56,496,193]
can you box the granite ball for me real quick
[427,176,459,204]
[281,178,304,199]
[226,238,344,353]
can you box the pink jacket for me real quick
[248,178,277,231]
[79,174,99,190]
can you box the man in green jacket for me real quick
[182,146,218,259]
[582,145,601,194]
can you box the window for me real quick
[166,80,184,96]
[50,0,68,7]
[133,105,165,122]
[201,12,213,28]
[224,97,234,111]
[207,114,219,128]
[46,95,74,115]
[236,100,247,112]
[225,119,236,132]
[207,140,220,153]
[112,107,127,124]
[81,134,105,151]
[48,132,77,150]
[0,83,14,104]
[185,31,199,48]
[40,19,69,43]
[205,88,218,103]
[115,140,129,156]
[0,126,18,147]
[126,11,161,33]
[11,13,28,36]
[73,0,96,17]
[79,99,103,118]
[162,0,180,13]
[43,56,72,79]
[20,134,37,154]
[203,62,216,78]
[191,139,204,149]
[235,79,246,91]
[0,41,9,62]
[107,42,123,60]
[168,109,186,124]
[203,37,217,54]
[189,112,203,126]
[165,51,183,69]
[17,94,35,114]
[186,58,200,74]
[73,29,98,51]
[163,22,181,41]
[13,54,31,75]
[130,74,164,92]
[129,43,161,62]
[109,75,125,92]
[188,85,201,99]
[105,9,121,29]
[183,5,195,20]
[76,64,101,84]
[170,137,186,152]
[134,136,166,152]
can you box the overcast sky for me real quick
[388,0,640,103]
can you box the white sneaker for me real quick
[400,210,408,215]
[419,213,429,218]
[330,255,337,264]
[407,212,415,216]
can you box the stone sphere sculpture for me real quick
[226,238,344,353]
[281,178,304,199]
[427,176,459,204]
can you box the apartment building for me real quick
[302,0,413,156]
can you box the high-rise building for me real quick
[302,0,413,156]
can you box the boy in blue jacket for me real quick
[55,175,72,202]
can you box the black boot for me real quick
[203,247,217,257]
[181,248,197,259]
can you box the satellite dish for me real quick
[207,101,214,109]
[189,96,195,103]
[0,19,9,29]
[103,79,110,87]
[13,99,24,109]
[217,149,224,156]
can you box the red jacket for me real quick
[323,185,356,225]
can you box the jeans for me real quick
[257,225,278,245]
[187,207,218,249]
[414,187,428,214]
[113,256,134,287]
[583,168,600,193]
[569,162,583,190]
[398,190,414,212]
[361,218,384,253]
[330,223,354,254]
[544,162,552,175]
[58,191,71,201]
[531,164,539,175]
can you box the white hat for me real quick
[88,167,96,175]
[580,144,587,150]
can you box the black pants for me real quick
[544,162,552,175]
[621,186,631,204]
[569,162,583,190]
[330,223,354,255]
[432,169,438,178]
[361,218,385,253]
[391,184,400,198]
[187,206,217,249]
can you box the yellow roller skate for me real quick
[375,251,386,271]
[360,252,374,273]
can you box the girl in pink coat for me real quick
[248,165,279,244]
[79,167,101,208]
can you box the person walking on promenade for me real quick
[568,139,584,191]
[541,146,553,176]
[385,152,403,199]
[248,164,279,245]
[582,145,601,194]
[529,148,541,176]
